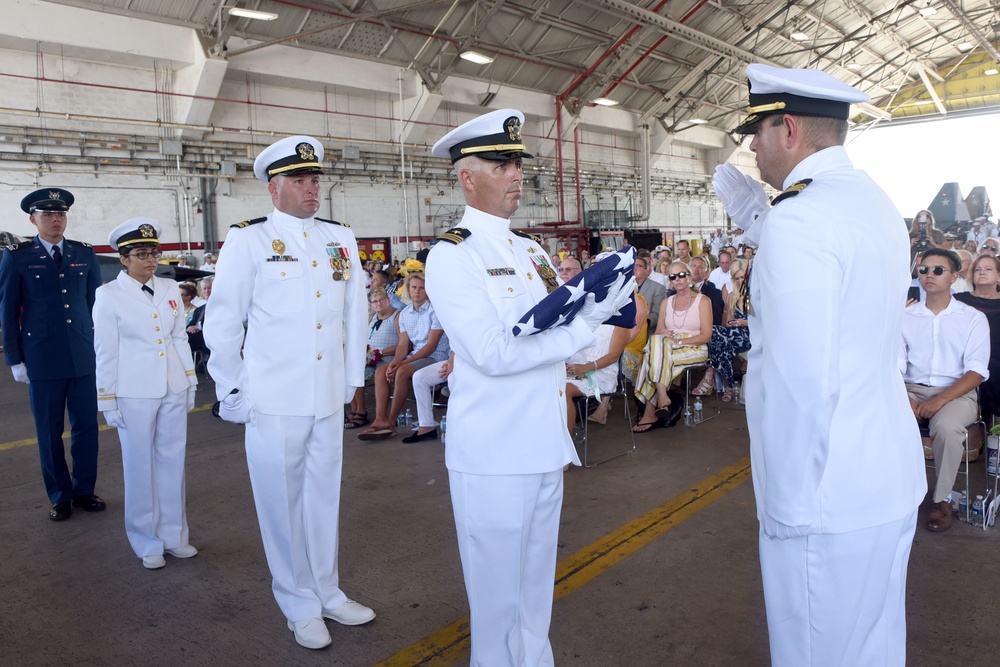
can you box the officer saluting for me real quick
[0,188,105,521]
[204,136,372,650]
[425,110,631,664]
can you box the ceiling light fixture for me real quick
[228,7,279,20]
[986,67,999,76]
[846,61,863,71]
[885,84,901,90]
[459,50,494,65]
[593,98,619,106]
[957,42,974,52]
[790,31,809,41]
[688,118,708,124]
[918,6,937,16]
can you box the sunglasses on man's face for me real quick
[667,272,688,281]
[917,265,951,276]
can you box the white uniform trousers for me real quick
[449,469,563,667]
[759,509,918,667]
[117,390,190,558]
[245,412,347,622]
[412,360,447,428]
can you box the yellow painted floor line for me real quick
[0,403,215,452]
[375,456,752,667]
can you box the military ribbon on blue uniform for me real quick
[511,247,637,337]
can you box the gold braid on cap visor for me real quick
[267,161,324,177]
[459,143,527,156]
[745,101,787,115]
[117,237,161,247]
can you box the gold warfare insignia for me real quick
[272,239,286,254]
[49,191,62,201]
[139,224,155,238]
[296,142,316,161]
[504,116,522,142]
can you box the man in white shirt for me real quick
[709,227,728,257]
[708,249,733,294]
[901,248,989,532]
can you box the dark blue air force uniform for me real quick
[0,235,102,503]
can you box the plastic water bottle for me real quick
[693,397,703,424]
[972,495,985,527]
[439,416,447,444]
[958,492,968,518]
[683,407,693,427]
[396,413,405,429]
[404,409,413,430]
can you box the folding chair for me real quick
[681,363,722,427]
[921,391,985,523]
[572,359,636,468]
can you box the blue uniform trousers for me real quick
[28,373,100,503]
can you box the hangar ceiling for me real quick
[46,0,1000,133]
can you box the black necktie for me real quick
[142,285,154,297]
[51,245,62,265]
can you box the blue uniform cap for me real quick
[21,188,75,214]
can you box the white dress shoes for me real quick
[287,617,332,649]
[322,600,376,626]
[142,555,166,569]
[165,545,199,558]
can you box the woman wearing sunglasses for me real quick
[632,261,712,432]
[93,218,199,569]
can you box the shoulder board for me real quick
[230,216,267,229]
[7,240,33,252]
[771,178,812,206]
[316,217,350,228]
[512,229,543,244]
[65,239,92,248]
[436,227,472,245]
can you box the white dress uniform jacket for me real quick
[425,206,595,474]
[94,272,197,408]
[746,145,926,534]
[205,209,367,414]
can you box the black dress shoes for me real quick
[49,502,72,521]
[71,494,107,512]
[402,428,438,444]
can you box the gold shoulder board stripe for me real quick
[230,216,268,229]
[436,227,472,245]
[771,178,813,206]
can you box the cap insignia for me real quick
[139,224,156,238]
[296,142,316,161]
[49,191,62,201]
[504,116,522,142]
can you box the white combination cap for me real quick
[253,135,325,182]
[734,64,870,134]
[431,109,534,164]
[109,217,162,250]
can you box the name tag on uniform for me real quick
[487,267,516,276]
[265,255,298,262]
[28,264,46,269]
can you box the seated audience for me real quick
[360,272,449,440]
[955,254,1000,418]
[371,269,405,310]
[980,237,1000,257]
[900,248,989,533]
[346,287,399,429]
[564,324,630,431]
[706,259,751,401]
[621,292,651,384]
[402,352,455,443]
[953,250,972,293]
[708,250,733,294]
[634,253,666,331]
[687,255,724,326]
[632,261,712,433]
[558,256,583,282]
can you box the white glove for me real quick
[186,386,197,413]
[11,363,29,384]
[761,511,816,540]
[345,386,360,405]
[219,391,256,425]
[103,410,126,429]
[578,274,636,330]
[713,164,769,235]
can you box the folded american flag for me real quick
[512,247,637,337]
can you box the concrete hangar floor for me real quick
[0,371,995,666]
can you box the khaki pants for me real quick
[905,383,978,502]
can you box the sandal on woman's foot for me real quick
[632,420,663,433]
[721,387,734,402]
[691,372,715,396]
[344,412,370,429]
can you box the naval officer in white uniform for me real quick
[93,218,199,570]
[425,110,632,666]
[204,136,373,650]
[713,65,926,666]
